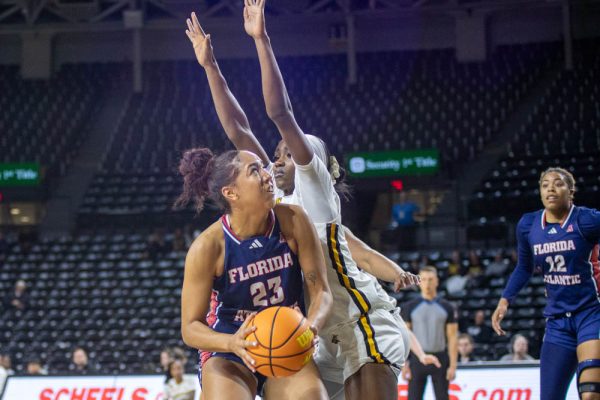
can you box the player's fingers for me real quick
[240,350,256,372]
[186,18,194,34]
[244,339,258,348]
[433,357,441,368]
[185,30,193,41]
[258,0,266,8]
[192,13,206,37]
[244,0,251,7]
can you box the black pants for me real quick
[407,351,450,400]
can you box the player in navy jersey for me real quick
[492,167,600,400]
[177,147,332,400]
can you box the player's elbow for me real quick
[266,107,293,124]
[181,322,194,348]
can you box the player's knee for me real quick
[580,392,600,400]
[579,382,600,400]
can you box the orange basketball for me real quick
[246,306,315,378]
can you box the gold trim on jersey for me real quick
[326,223,388,365]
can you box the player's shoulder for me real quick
[188,220,224,257]
[518,210,541,230]
[575,206,600,220]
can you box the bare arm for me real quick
[277,204,332,332]
[409,330,441,368]
[446,322,459,380]
[344,227,419,291]
[244,0,313,165]
[180,228,257,371]
[186,12,269,165]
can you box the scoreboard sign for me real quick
[346,150,439,178]
[0,163,40,186]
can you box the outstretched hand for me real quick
[185,12,215,68]
[243,0,267,39]
[394,271,420,292]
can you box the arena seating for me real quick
[469,40,600,220]
[0,231,194,374]
[0,64,117,181]
[79,42,557,217]
[0,233,543,373]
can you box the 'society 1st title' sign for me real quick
[346,149,439,178]
[0,163,40,186]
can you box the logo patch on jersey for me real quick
[567,224,574,233]
[249,239,263,249]
[548,227,558,235]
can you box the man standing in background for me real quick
[401,266,458,400]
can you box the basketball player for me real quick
[492,168,600,400]
[178,148,332,400]
[185,9,438,400]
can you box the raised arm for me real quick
[344,226,420,291]
[186,12,269,165]
[180,229,258,372]
[243,0,313,165]
[277,204,332,332]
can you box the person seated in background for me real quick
[145,229,171,259]
[465,309,493,344]
[485,252,509,279]
[26,356,47,375]
[447,250,463,277]
[457,333,480,364]
[171,228,187,252]
[163,359,195,400]
[69,347,98,374]
[159,347,173,373]
[499,334,534,362]
[3,280,28,312]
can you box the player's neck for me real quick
[421,292,436,301]
[545,204,572,224]
[228,209,271,239]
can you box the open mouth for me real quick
[274,170,285,179]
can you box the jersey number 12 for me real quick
[250,277,285,307]
[546,255,566,273]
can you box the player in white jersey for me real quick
[185,6,440,399]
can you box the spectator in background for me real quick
[69,347,97,374]
[172,228,187,252]
[159,347,173,373]
[402,266,458,400]
[447,250,462,277]
[146,229,170,259]
[500,334,534,362]
[163,359,195,400]
[392,192,420,251]
[465,309,493,344]
[457,334,479,364]
[3,280,28,312]
[26,356,47,375]
[170,346,188,367]
[0,351,14,389]
[485,252,508,279]
[0,233,8,258]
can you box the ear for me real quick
[222,185,238,202]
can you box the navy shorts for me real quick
[198,351,266,395]
[544,305,600,350]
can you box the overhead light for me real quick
[11,208,21,215]
[21,216,30,223]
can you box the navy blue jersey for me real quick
[207,210,304,332]
[503,206,600,316]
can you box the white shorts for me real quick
[314,307,411,385]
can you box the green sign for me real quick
[346,149,439,177]
[0,163,41,186]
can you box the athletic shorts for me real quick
[314,307,410,385]
[198,351,266,395]
[544,304,600,350]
